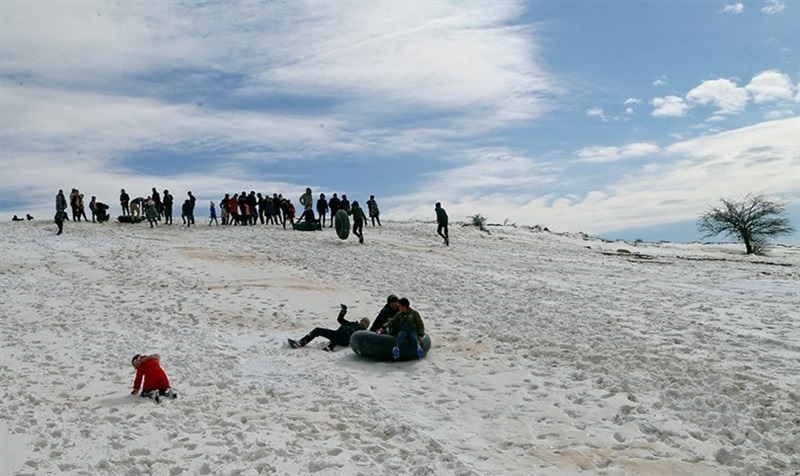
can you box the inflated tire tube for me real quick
[334,210,350,240]
[292,222,322,231]
[350,330,432,361]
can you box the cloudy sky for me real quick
[1,1,798,243]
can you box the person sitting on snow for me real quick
[288,304,369,352]
[378,297,426,360]
[369,294,401,333]
[130,354,177,403]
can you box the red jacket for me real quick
[133,357,170,392]
[228,197,239,216]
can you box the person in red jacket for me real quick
[130,354,177,403]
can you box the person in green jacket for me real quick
[379,297,426,359]
[350,200,368,244]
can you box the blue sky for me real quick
[1,1,798,244]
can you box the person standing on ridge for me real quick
[328,193,340,227]
[182,199,193,227]
[55,189,67,235]
[366,194,381,227]
[299,187,313,211]
[339,194,351,214]
[316,193,328,226]
[120,188,130,216]
[435,202,449,246]
[162,189,173,225]
[187,191,197,224]
[89,196,98,223]
[145,196,158,228]
[151,188,162,220]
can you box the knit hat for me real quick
[386,294,399,303]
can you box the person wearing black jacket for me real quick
[369,295,400,332]
[339,194,351,214]
[288,305,369,352]
[327,193,340,227]
[162,190,173,225]
[187,191,197,224]
[316,193,328,225]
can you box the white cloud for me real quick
[626,107,634,114]
[575,146,622,162]
[388,118,798,234]
[0,1,564,213]
[621,142,660,157]
[651,96,688,117]
[686,78,748,115]
[586,107,608,121]
[575,142,659,163]
[761,0,786,14]
[653,79,668,87]
[722,3,745,14]
[0,2,558,127]
[746,70,796,103]
[763,109,797,120]
[623,98,641,105]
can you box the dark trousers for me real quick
[437,223,449,244]
[353,221,363,242]
[300,328,338,347]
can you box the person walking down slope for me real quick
[55,189,67,235]
[350,200,367,244]
[145,196,158,228]
[366,195,381,227]
[288,304,370,352]
[209,201,219,226]
[435,202,449,246]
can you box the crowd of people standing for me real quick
[55,186,388,236]
[54,185,450,245]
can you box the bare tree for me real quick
[698,193,795,254]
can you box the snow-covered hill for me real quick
[1,219,797,475]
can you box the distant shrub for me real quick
[470,214,489,233]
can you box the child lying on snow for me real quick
[130,354,177,403]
